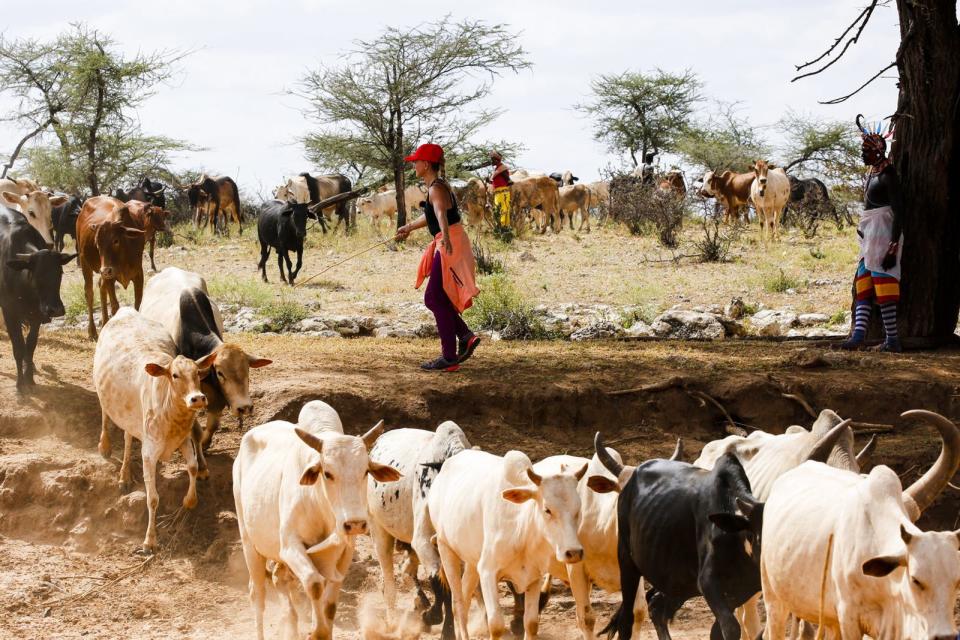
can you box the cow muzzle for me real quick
[42,302,65,319]
[186,393,207,409]
[235,402,254,417]
[343,519,368,535]
[561,547,584,564]
[101,266,115,280]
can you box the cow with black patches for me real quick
[366,421,471,640]
[140,267,272,475]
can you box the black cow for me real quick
[115,177,166,209]
[590,433,763,640]
[0,205,76,391]
[257,199,307,284]
[299,172,352,233]
[51,195,83,252]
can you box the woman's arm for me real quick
[491,163,509,177]
[430,184,454,254]
[395,215,427,240]
[881,166,903,270]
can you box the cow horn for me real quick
[902,410,960,521]
[594,432,624,477]
[669,437,684,462]
[295,427,324,454]
[805,419,853,463]
[856,435,878,468]
[361,420,385,449]
[526,467,542,486]
[15,252,35,260]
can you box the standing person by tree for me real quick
[840,116,902,352]
[639,151,657,186]
[488,150,512,226]
[395,144,480,372]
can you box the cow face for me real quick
[699,171,715,198]
[280,203,309,240]
[502,464,587,564]
[753,161,770,197]
[208,343,272,418]
[296,422,401,536]
[861,525,960,639]
[144,351,214,410]
[2,190,66,248]
[5,250,76,320]
[90,217,145,280]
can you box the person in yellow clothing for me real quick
[488,151,512,226]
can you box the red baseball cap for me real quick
[405,143,444,164]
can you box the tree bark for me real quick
[893,0,960,343]
[394,162,407,228]
[86,66,106,196]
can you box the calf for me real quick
[762,410,960,639]
[699,169,754,224]
[367,421,471,639]
[52,195,82,252]
[140,267,272,470]
[429,449,586,640]
[591,433,764,640]
[750,160,790,244]
[93,307,216,552]
[233,400,400,640]
[257,199,307,284]
[0,206,75,391]
[1,186,67,248]
[125,200,170,272]
[76,195,146,340]
[558,184,592,232]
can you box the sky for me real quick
[0,0,902,194]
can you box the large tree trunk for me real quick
[894,0,960,344]
[394,163,407,228]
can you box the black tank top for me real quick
[423,180,461,236]
[864,167,893,209]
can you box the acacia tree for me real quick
[575,68,703,167]
[0,24,189,194]
[793,0,960,344]
[676,101,769,175]
[299,17,529,227]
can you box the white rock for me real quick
[570,321,622,342]
[625,321,655,337]
[651,310,725,340]
[797,313,830,327]
[750,310,798,336]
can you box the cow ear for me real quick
[59,253,78,265]
[369,460,402,482]
[586,475,620,494]
[248,356,273,368]
[862,554,907,578]
[144,362,168,377]
[49,195,68,206]
[1,191,21,205]
[195,350,218,371]
[709,512,751,532]
[574,462,589,481]
[300,462,323,486]
[6,259,31,271]
[502,487,537,504]
[123,227,146,238]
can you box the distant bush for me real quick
[260,299,308,332]
[608,174,684,247]
[473,240,504,275]
[465,274,546,339]
[765,268,803,293]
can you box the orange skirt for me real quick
[415,223,480,313]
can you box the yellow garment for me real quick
[493,186,511,226]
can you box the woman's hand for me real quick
[881,241,899,271]
[395,225,411,241]
[442,233,453,255]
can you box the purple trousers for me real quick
[424,251,471,361]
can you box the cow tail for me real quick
[598,603,621,640]
[229,178,242,226]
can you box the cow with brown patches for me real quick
[124,200,170,272]
[0,181,67,248]
[186,174,243,235]
[76,195,147,340]
[141,267,272,476]
[699,169,755,224]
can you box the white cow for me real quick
[233,401,401,640]
[694,410,865,639]
[275,176,311,205]
[429,449,586,640]
[749,160,790,244]
[762,410,960,640]
[93,307,216,552]
[357,185,427,231]
[140,267,272,468]
[367,421,471,635]
[0,178,66,247]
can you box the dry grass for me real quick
[55,215,860,320]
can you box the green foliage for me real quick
[676,101,769,174]
[465,274,546,339]
[260,299,308,333]
[764,268,803,293]
[779,110,862,186]
[61,281,88,324]
[829,308,849,325]
[575,68,703,166]
[473,240,504,275]
[0,24,192,193]
[297,17,529,223]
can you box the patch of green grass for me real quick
[473,241,504,276]
[742,301,759,316]
[62,281,88,324]
[259,299,308,332]
[764,268,803,294]
[465,273,547,339]
[828,308,848,325]
[207,278,273,309]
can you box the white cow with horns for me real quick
[762,410,960,640]
[429,449,587,640]
[366,421,472,638]
[233,401,402,640]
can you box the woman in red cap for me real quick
[396,143,481,372]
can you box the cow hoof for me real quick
[182,494,198,510]
[119,480,131,494]
[135,544,156,557]
[509,617,524,637]
[197,468,210,480]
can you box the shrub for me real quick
[473,240,504,275]
[62,281,88,324]
[693,208,743,263]
[465,274,546,339]
[608,174,684,247]
[828,308,848,325]
[765,268,803,293]
[260,299,308,332]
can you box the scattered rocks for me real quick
[797,313,830,326]
[625,321,654,337]
[651,310,725,340]
[749,309,798,337]
[570,321,622,342]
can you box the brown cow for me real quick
[187,174,243,235]
[124,200,170,272]
[452,178,490,229]
[512,176,561,233]
[559,183,592,232]
[76,195,146,340]
[657,170,687,199]
[700,170,754,223]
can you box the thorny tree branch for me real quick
[792,0,881,82]
[819,62,897,104]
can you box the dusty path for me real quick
[2,331,960,638]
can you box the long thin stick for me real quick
[294,237,395,288]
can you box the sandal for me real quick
[420,356,460,372]
[458,335,482,363]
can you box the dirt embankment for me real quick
[2,331,960,638]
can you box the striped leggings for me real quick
[851,259,899,344]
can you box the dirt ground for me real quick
[3,329,960,639]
